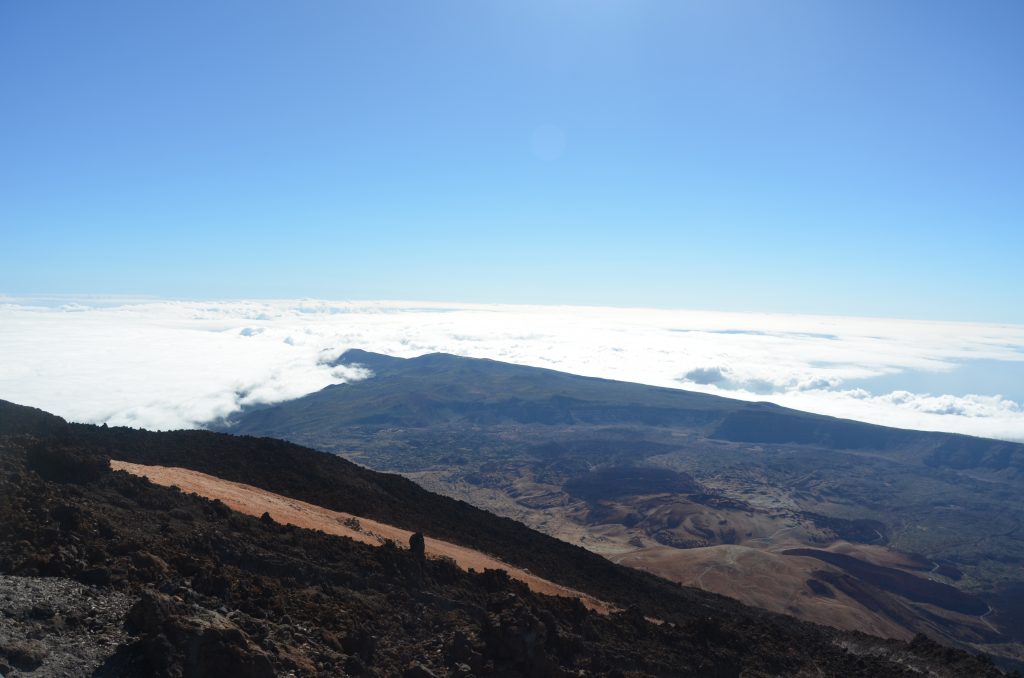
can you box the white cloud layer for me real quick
[1,298,1023,441]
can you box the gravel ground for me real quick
[0,576,133,677]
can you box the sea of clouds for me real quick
[1,298,1023,442]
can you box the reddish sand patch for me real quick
[110,460,612,614]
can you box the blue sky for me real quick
[2,1,1022,322]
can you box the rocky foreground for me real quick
[0,399,1014,676]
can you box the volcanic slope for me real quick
[220,350,1024,669]
[109,460,613,613]
[0,399,1010,676]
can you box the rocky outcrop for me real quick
[100,590,274,678]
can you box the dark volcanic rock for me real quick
[26,443,109,484]
[0,575,133,676]
[410,531,426,562]
[106,590,275,678]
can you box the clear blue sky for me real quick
[2,1,1022,322]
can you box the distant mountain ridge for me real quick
[224,349,1024,473]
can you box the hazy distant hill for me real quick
[220,350,1024,669]
[227,349,743,432]
[228,350,1024,473]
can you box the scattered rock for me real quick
[0,637,47,671]
[403,660,437,677]
[109,589,275,678]
[343,628,376,663]
[0,575,132,676]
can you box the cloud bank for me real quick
[1,298,1023,441]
